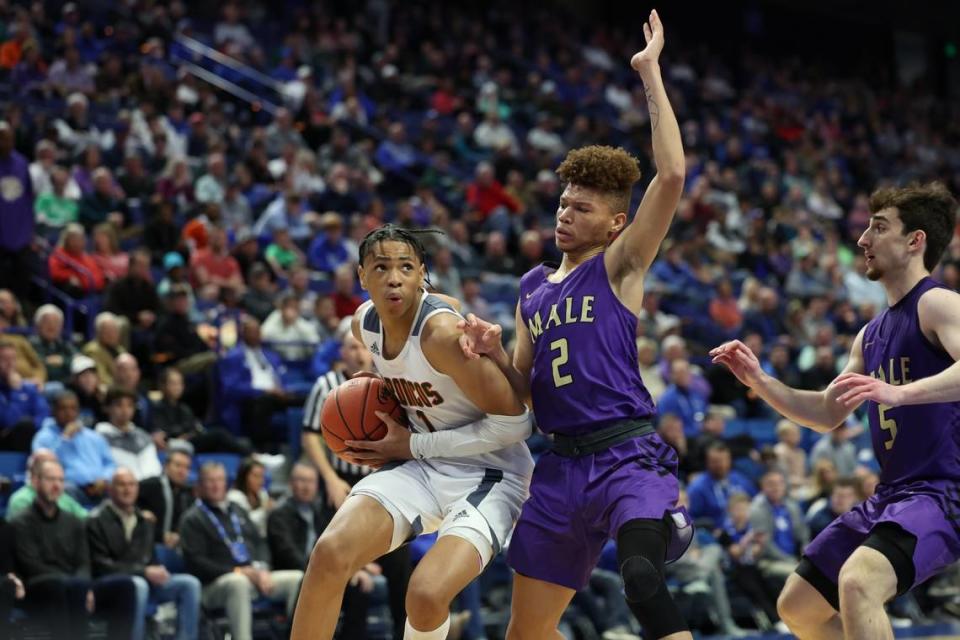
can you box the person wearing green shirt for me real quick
[264,228,304,278]
[6,449,88,519]
[35,166,79,229]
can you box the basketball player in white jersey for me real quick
[290,225,535,640]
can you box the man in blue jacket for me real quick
[32,390,116,505]
[0,340,48,451]
[217,316,303,449]
[687,441,756,529]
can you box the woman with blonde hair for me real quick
[91,223,129,282]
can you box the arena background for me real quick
[0,0,959,638]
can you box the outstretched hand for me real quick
[709,340,764,388]
[832,372,905,409]
[457,313,503,360]
[630,9,665,71]
[343,410,412,467]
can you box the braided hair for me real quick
[358,224,445,289]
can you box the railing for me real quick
[169,34,285,116]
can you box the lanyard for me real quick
[197,500,250,563]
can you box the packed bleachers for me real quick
[1,0,960,638]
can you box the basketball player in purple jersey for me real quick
[460,10,694,639]
[711,182,959,639]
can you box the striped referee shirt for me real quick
[303,370,373,479]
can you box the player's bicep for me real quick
[920,288,960,360]
[605,173,684,277]
[351,301,373,342]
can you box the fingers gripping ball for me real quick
[320,377,406,460]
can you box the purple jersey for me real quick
[519,253,656,436]
[861,277,960,486]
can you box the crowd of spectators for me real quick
[1,0,959,638]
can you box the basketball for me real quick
[320,376,405,457]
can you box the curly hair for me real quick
[869,182,958,271]
[556,145,641,213]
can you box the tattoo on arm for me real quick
[644,84,660,132]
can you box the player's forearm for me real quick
[637,64,684,179]
[409,411,533,459]
[899,360,960,405]
[753,372,844,433]
[490,345,532,407]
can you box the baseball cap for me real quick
[163,252,185,270]
[71,355,97,376]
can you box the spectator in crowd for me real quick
[809,421,858,477]
[657,358,710,437]
[12,459,136,640]
[715,493,781,627]
[30,304,78,384]
[87,468,201,640]
[665,489,748,637]
[138,448,195,547]
[114,353,151,426]
[154,285,217,375]
[91,223,129,283]
[35,165,80,230]
[49,223,105,296]
[149,368,249,454]
[104,248,161,335]
[158,252,200,317]
[262,292,320,361]
[195,152,227,205]
[636,337,667,401]
[67,354,106,426]
[0,306,46,387]
[688,442,756,528]
[82,312,126,387]
[0,339,48,451]
[688,411,756,471]
[218,316,301,447]
[330,263,363,319]
[284,265,318,319]
[32,390,115,505]
[748,469,809,584]
[6,448,88,520]
[78,168,126,231]
[265,227,306,279]
[180,462,303,640]
[0,121,35,303]
[709,278,743,332]
[191,227,244,301]
[228,457,274,540]
[806,476,860,539]
[253,191,312,244]
[773,420,809,499]
[241,263,277,323]
[465,161,521,236]
[307,213,351,277]
[268,462,380,639]
[95,387,161,481]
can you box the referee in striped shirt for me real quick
[301,334,410,640]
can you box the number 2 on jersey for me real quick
[878,403,897,450]
[550,338,574,388]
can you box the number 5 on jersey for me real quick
[550,338,573,388]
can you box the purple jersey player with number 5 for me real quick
[460,11,695,640]
[712,182,960,640]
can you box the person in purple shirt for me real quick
[0,121,36,302]
[712,181,960,639]
[460,12,694,640]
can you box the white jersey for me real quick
[357,293,533,477]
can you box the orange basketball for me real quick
[320,376,405,458]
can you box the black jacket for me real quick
[180,500,264,584]
[12,502,90,582]
[104,276,161,323]
[148,399,201,439]
[267,498,332,571]
[87,504,156,577]
[138,475,194,543]
[154,313,210,362]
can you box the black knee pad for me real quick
[620,554,663,604]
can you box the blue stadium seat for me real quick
[0,452,28,484]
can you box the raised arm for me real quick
[834,288,960,408]
[710,327,867,433]
[604,10,685,309]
